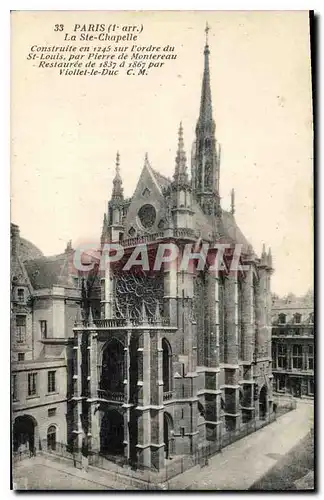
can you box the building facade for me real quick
[12,33,274,472]
[271,292,314,399]
[70,35,274,470]
[11,224,90,457]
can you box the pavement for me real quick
[168,400,314,490]
[12,400,313,491]
[13,455,121,490]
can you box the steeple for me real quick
[197,22,215,133]
[173,122,189,185]
[192,23,221,216]
[111,151,124,201]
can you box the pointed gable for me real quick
[123,156,171,237]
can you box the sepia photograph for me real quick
[10,10,314,491]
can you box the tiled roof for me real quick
[24,253,75,290]
[150,168,171,191]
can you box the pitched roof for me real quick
[150,168,171,192]
[24,253,75,290]
[221,210,252,252]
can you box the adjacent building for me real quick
[271,292,314,398]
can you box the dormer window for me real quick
[278,313,286,324]
[294,313,302,324]
[17,288,24,302]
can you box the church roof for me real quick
[150,167,171,192]
[221,210,252,252]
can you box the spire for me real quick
[268,247,273,268]
[173,122,189,185]
[231,188,235,215]
[261,244,267,265]
[193,23,220,214]
[197,22,215,131]
[100,212,107,246]
[111,151,124,200]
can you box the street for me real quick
[168,400,313,490]
[13,400,313,491]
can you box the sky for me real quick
[11,10,313,297]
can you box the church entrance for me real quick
[259,385,267,420]
[100,409,124,456]
[13,415,37,456]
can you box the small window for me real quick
[17,288,24,302]
[18,353,25,362]
[48,371,56,393]
[40,320,47,338]
[48,408,57,417]
[16,315,26,343]
[12,375,18,401]
[47,425,56,451]
[28,372,37,396]
[180,427,185,437]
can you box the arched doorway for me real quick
[47,425,56,451]
[100,409,124,456]
[100,339,124,396]
[13,415,37,455]
[162,338,172,394]
[259,385,267,420]
[163,412,173,460]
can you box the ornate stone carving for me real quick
[137,204,156,229]
[114,271,164,320]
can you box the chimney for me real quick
[11,223,20,257]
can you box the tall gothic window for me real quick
[162,338,172,393]
[219,275,226,363]
[237,278,244,360]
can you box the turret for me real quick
[107,152,125,242]
[171,123,193,229]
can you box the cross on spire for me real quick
[205,22,210,45]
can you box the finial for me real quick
[65,240,73,253]
[144,152,150,167]
[74,304,82,326]
[155,300,162,324]
[205,21,210,46]
[125,303,131,324]
[231,188,235,215]
[141,300,148,324]
[88,306,95,327]
[112,151,124,200]
[173,122,189,185]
